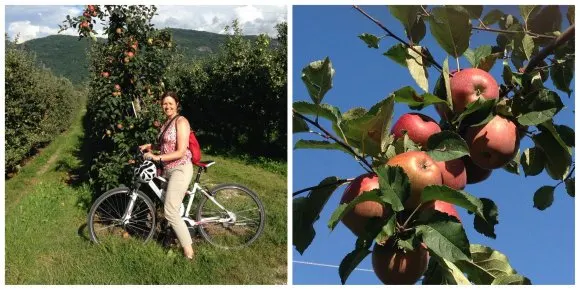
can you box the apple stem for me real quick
[294,109,375,173]
[401,203,424,230]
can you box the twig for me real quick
[402,203,423,229]
[472,26,557,39]
[353,5,444,73]
[293,110,375,173]
[524,24,575,74]
[293,178,353,197]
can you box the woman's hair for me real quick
[161,91,179,104]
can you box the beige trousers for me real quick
[164,163,194,247]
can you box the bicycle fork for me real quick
[120,190,139,225]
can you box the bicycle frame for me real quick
[126,161,235,229]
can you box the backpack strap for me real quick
[157,114,180,146]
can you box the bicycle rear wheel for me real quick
[196,183,265,249]
[88,187,156,244]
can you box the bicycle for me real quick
[87,148,266,249]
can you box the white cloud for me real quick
[5,5,287,43]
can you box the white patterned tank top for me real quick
[159,116,192,170]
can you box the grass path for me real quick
[5,109,287,285]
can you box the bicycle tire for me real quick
[87,187,156,244]
[196,183,265,249]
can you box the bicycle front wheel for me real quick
[196,183,265,249]
[88,187,156,244]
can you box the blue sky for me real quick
[292,5,575,285]
[4,5,287,43]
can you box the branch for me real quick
[524,24,575,74]
[293,178,354,197]
[472,26,557,39]
[293,110,375,173]
[353,5,444,72]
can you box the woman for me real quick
[139,91,194,260]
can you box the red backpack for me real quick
[188,131,202,165]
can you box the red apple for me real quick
[88,5,95,12]
[83,12,91,18]
[464,115,519,169]
[126,51,134,58]
[462,156,492,184]
[423,200,461,222]
[340,174,390,237]
[116,27,123,34]
[80,21,89,28]
[114,84,121,91]
[391,113,441,147]
[435,159,467,190]
[386,151,442,210]
[101,71,109,78]
[450,68,499,113]
[372,240,429,285]
[116,123,123,130]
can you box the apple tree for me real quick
[59,5,176,193]
[293,5,574,285]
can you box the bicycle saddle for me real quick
[193,160,215,168]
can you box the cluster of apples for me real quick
[340,68,519,284]
[79,5,98,32]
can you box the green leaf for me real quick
[533,185,555,210]
[388,6,425,43]
[392,86,446,109]
[397,236,415,252]
[514,89,564,126]
[293,140,354,156]
[457,244,530,285]
[464,45,492,68]
[454,98,497,126]
[376,165,410,212]
[293,101,342,124]
[538,121,572,155]
[416,212,471,262]
[358,33,380,49]
[339,96,395,156]
[502,149,520,175]
[520,147,545,177]
[555,124,575,148]
[328,190,382,231]
[491,274,532,285]
[550,59,574,97]
[519,5,538,26]
[443,58,453,109]
[482,9,504,26]
[426,131,470,162]
[472,198,499,239]
[406,46,429,92]
[384,44,407,67]
[301,57,335,105]
[463,5,483,19]
[429,6,472,58]
[533,131,572,180]
[423,258,451,285]
[293,115,309,133]
[339,243,372,285]
[375,214,396,244]
[293,176,346,254]
[522,34,535,60]
[528,6,562,38]
[565,177,574,197]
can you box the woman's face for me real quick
[161,96,178,117]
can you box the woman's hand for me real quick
[139,144,152,152]
[143,152,158,161]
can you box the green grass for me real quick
[5,109,288,285]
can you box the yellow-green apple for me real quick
[386,151,442,210]
[464,115,519,169]
[391,113,441,147]
[372,239,429,285]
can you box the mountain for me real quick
[16,28,256,85]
